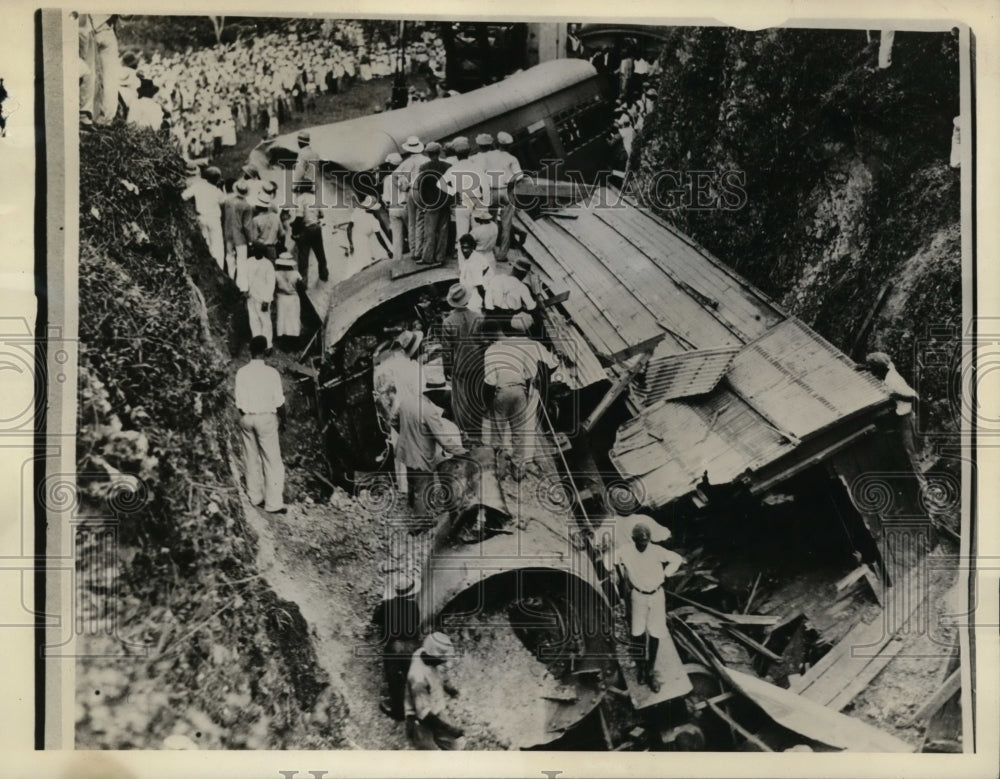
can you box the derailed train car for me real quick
[313,189,931,750]
[250,58,614,196]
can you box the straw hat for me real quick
[475,132,494,147]
[385,152,403,166]
[512,257,531,274]
[496,131,514,146]
[421,632,454,659]
[275,255,297,269]
[297,130,311,143]
[472,206,491,220]
[394,329,424,358]
[358,194,379,211]
[255,191,272,208]
[402,136,424,153]
[446,283,470,309]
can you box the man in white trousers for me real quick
[235,336,286,514]
[245,248,276,349]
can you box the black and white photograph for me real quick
[8,2,997,775]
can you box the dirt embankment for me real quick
[633,28,961,441]
[74,124,348,749]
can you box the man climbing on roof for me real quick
[866,351,928,494]
[615,522,685,693]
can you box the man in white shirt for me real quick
[483,317,557,477]
[292,130,320,189]
[235,336,286,513]
[486,131,524,262]
[866,352,926,490]
[182,166,225,268]
[396,136,430,260]
[439,136,486,257]
[484,258,536,314]
[245,248,276,348]
[616,522,684,692]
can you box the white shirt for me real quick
[235,359,284,414]
[483,337,557,387]
[616,543,683,593]
[484,274,535,311]
[441,156,487,208]
[182,179,225,220]
[883,366,916,416]
[246,258,276,302]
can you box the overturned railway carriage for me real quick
[313,190,928,750]
[251,58,613,193]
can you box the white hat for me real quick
[497,131,514,145]
[421,632,454,659]
[402,136,424,153]
[358,194,379,211]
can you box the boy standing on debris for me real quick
[405,632,464,749]
[616,522,684,693]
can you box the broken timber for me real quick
[789,578,930,711]
[581,353,650,433]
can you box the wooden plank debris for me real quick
[908,668,961,725]
[791,581,929,709]
[705,699,774,751]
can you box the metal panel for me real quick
[633,344,740,405]
[609,388,794,508]
[727,320,890,439]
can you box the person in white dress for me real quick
[273,253,302,348]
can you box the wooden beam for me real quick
[907,668,961,725]
[722,624,783,663]
[581,353,650,433]
[705,700,774,752]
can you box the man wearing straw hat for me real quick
[250,189,283,261]
[292,129,320,189]
[396,135,429,260]
[405,632,464,749]
[441,283,486,444]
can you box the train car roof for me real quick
[255,59,598,172]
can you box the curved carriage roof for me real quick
[255,59,598,172]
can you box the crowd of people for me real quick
[79,14,448,142]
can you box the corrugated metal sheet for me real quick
[609,320,892,509]
[727,319,890,440]
[633,343,740,406]
[610,389,795,508]
[520,200,783,363]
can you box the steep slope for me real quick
[74,123,347,749]
[633,28,961,441]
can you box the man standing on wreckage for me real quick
[616,522,685,693]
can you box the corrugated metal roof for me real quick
[633,343,740,406]
[610,388,795,508]
[726,319,890,440]
[520,200,783,362]
[609,320,892,509]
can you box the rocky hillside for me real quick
[74,124,347,749]
[633,28,961,442]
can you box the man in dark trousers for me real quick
[291,180,330,283]
[441,283,486,445]
[414,141,452,264]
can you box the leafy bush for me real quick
[76,122,346,748]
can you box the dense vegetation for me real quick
[633,28,961,441]
[75,123,346,748]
